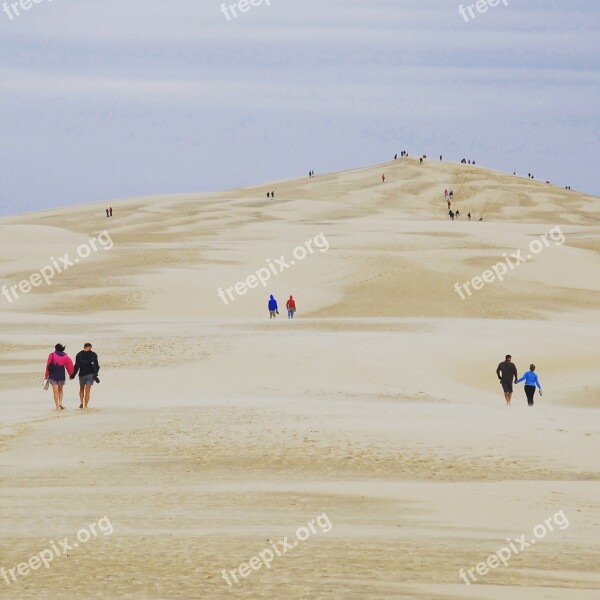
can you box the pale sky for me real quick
[1,0,598,215]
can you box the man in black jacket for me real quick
[496,354,518,406]
[71,343,100,410]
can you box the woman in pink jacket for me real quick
[44,344,75,410]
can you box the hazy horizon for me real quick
[1,0,598,216]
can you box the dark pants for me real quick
[524,385,536,406]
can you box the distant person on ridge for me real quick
[106,208,109,218]
[109,207,113,217]
[468,212,471,221]
[382,174,385,183]
[268,295,278,319]
[496,354,518,406]
[286,295,296,319]
[71,342,101,410]
[516,364,543,406]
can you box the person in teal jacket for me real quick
[516,364,543,406]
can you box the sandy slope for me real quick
[0,158,599,599]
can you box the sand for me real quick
[0,158,599,599]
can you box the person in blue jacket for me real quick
[268,295,278,319]
[516,364,543,406]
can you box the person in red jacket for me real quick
[44,344,75,410]
[286,295,297,319]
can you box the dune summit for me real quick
[0,158,599,599]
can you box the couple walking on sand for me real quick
[44,343,101,410]
[496,354,543,406]
[268,295,296,319]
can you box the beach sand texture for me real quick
[1,159,599,599]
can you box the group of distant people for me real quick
[268,295,296,319]
[444,188,480,221]
[512,171,571,190]
[105,207,113,217]
[44,343,101,410]
[394,152,476,165]
[308,170,315,178]
[449,209,463,220]
[266,191,275,199]
[496,354,542,406]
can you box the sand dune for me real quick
[0,159,599,599]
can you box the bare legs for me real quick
[51,383,65,410]
[504,392,512,406]
[79,384,92,409]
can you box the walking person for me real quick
[70,342,101,410]
[496,354,518,405]
[268,295,278,319]
[44,344,75,410]
[286,295,296,319]
[516,364,543,406]
[109,207,113,217]
[106,208,109,218]
[382,174,385,183]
